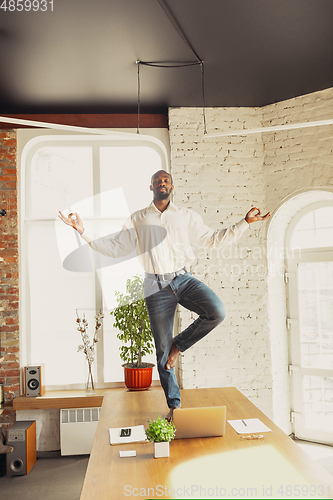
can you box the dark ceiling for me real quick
[1,0,333,114]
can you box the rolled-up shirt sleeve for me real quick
[189,210,249,250]
[80,216,137,258]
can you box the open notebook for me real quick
[109,425,148,445]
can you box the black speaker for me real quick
[25,365,45,397]
[6,421,36,476]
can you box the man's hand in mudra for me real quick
[58,211,85,235]
[245,207,271,224]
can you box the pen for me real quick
[242,419,247,426]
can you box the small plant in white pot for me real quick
[145,415,176,458]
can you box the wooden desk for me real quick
[80,387,333,499]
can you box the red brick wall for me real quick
[0,129,18,429]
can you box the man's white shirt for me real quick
[80,201,249,275]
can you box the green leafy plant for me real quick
[111,275,154,367]
[145,415,176,443]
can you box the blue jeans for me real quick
[144,272,226,409]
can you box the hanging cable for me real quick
[136,60,207,135]
[201,62,207,135]
[156,0,202,64]
[139,61,200,68]
[136,61,140,134]
[135,1,207,134]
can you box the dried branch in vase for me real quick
[76,310,104,392]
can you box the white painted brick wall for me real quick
[169,89,333,431]
[169,106,273,419]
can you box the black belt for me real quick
[145,268,187,282]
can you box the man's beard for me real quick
[154,189,170,200]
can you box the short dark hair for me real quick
[150,170,173,185]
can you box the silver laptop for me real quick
[173,406,227,439]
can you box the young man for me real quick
[59,170,270,420]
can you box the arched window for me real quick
[289,205,333,249]
[286,202,333,445]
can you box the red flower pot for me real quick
[123,363,155,391]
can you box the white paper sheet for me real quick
[109,425,149,445]
[119,450,136,457]
[227,418,272,434]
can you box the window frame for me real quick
[285,200,333,444]
[285,200,333,252]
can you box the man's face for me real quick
[150,172,174,200]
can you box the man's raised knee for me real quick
[215,303,226,324]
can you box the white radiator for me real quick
[60,407,101,456]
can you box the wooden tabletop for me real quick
[13,389,106,410]
[80,387,333,499]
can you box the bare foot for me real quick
[166,343,180,370]
[165,408,179,422]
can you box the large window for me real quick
[286,202,333,444]
[21,134,168,389]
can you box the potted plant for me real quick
[146,415,176,458]
[111,275,155,390]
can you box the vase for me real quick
[86,361,95,395]
[154,441,169,458]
